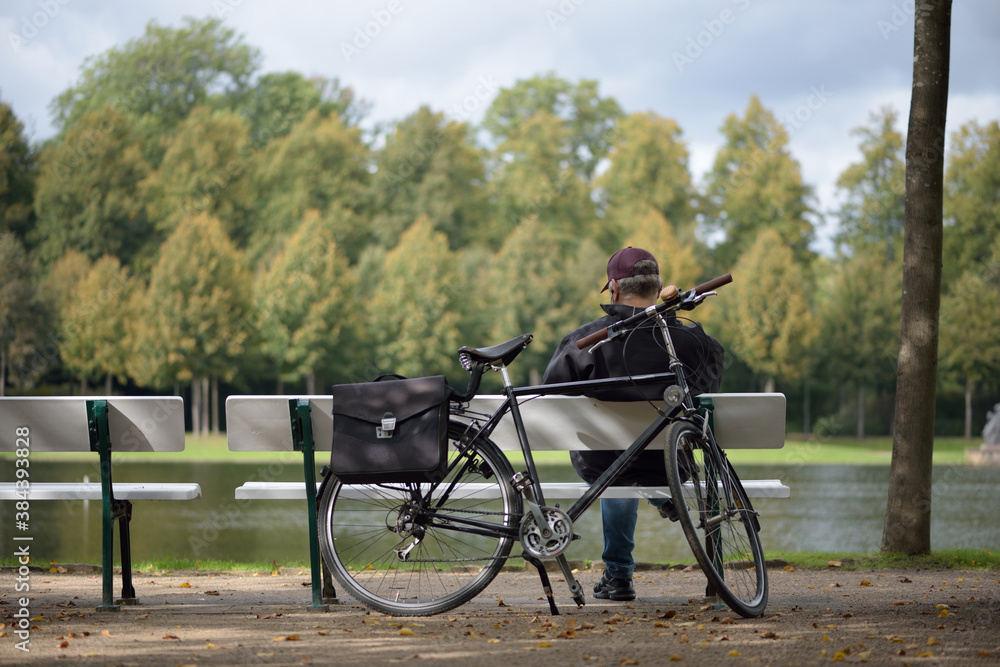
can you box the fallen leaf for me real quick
[162,634,179,640]
[272,635,301,641]
[927,637,939,645]
[828,561,842,568]
[619,659,639,665]
[204,591,220,596]
[100,629,111,637]
[488,638,501,644]
[59,641,69,649]
[727,650,741,656]
[859,580,871,587]
[179,582,192,588]
[670,655,682,661]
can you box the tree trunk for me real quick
[857,385,866,440]
[964,377,973,440]
[305,372,316,395]
[276,377,284,394]
[191,381,201,437]
[763,377,775,394]
[201,377,210,438]
[211,376,220,436]
[105,372,112,395]
[882,0,951,556]
[0,349,5,397]
[803,376,811,436]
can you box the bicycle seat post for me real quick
[496,362,548,507]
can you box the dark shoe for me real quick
[657,500,680,522]
[593,571,635,601]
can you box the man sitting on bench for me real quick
[542,247,725,601]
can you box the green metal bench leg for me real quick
[290,399,333,611]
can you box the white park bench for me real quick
[0,397,200,611]
[225,392,788,609]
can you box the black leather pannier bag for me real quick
[330,375,451,483]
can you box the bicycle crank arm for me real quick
[555,554,585,608]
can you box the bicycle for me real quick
[316,273,767,618]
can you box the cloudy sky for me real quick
[2,1,999,250]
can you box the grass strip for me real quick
[5,550,995,572]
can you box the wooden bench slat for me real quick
[235,479,790,501]
[0,482,201,501]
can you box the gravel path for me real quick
[3,563,998,666]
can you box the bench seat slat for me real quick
[235,480,789,501]
[0,482,201,501]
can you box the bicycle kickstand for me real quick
[523,554,561,616]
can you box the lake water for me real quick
[3,459,998,566]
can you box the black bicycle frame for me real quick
[454,371,688,522]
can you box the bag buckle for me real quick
[377,412,396,439]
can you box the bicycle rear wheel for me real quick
[665,419,768,617]
[318,422,521,616]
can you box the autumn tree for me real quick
[51,17,259,163]
[484,218,606,384]
[483,72,622,182]
[938,239,1000,438]
[0,99,35,243]
[250,109,370,263]
[816,250,901,438]
[370,106,487,249]
[142,107,255,245]
[596,111,696,240]
[835,107,906,263]
[702,95,816,272]
[58,256,133,393]
[714,228,817,393]
[942,120,1000,288]
[32,107,151,267]
[487,110,595,242]
[365,216,464,379]
[128,214,252,435]
[883,0,952,557]
[0,233,50,395]
[254,209,361,393]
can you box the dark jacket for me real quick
[542,304,724,486]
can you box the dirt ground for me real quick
[2,561,998,666]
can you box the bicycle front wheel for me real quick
[318,422,522,616]
[665,419,768,617]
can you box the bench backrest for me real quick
[0,397,185,452]
[225,393,784,452]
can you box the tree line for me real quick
[1,17,998,438]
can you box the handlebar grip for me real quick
[575,327,608,350]
[694,273,732,295]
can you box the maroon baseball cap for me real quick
[601,246,659,292]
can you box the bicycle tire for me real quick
[665,419,768,618]
[318,421,522,615]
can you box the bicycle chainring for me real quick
[519,505,574,559]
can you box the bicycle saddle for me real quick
[458,333,533,367]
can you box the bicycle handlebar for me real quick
[575,273,732,350]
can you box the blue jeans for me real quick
[600,497,671,580]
